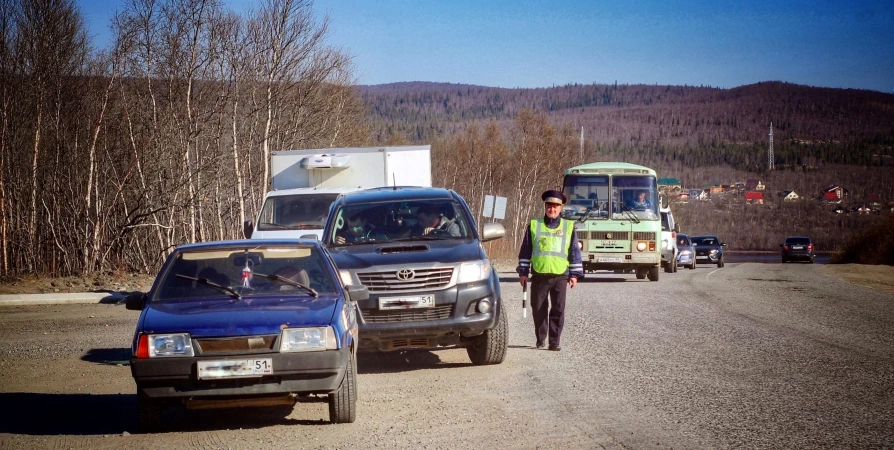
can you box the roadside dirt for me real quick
[816,264,894,296]
[0,272,156,295]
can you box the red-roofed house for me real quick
[744,191,765,205]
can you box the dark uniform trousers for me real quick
[530,273,567,347]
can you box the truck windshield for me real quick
[611,176,658,220]
[257,193,339,231]
[328,200,472,246]
[562,175,609,220]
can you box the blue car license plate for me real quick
[197,359,273,379]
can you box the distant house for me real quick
[658,177,682,192]
[744,179,765,191]
[744,191,765,205]
[779,190,800,202]
[865,194,882,210]
[695,190,710,201]
[821,185,849,202]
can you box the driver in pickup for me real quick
[413,205,461,237]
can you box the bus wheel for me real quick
[635,269,647,279]
[647,266,659,281]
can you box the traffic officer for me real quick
[517,189,584,351]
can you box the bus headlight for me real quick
[636,242,647,252]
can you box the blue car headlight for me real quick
[280,327,337,352]
[147,333,194,358]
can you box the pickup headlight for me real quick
[458,260,491,283]
[339,270,353,286]
[280,327,337,352]
[137,333,194,358]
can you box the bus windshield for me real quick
[562,175,609,219]
[612,176,658,220]
[563,174,657,220]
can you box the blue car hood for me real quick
[327,240,484,270]
[141,295,339,337]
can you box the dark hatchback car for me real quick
[691,235,726,267]
[781,236,815,263]
[323,187,508,365]
[126,239,366,431]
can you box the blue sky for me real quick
[78,0,893,93]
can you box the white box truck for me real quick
[244,145,432,240]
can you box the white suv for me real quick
[660,207,678,273]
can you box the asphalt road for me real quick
[1,262,891,449]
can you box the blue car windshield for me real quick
[155,245,338,301]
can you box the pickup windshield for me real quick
[328,200,472,246]
[256,193,339,231]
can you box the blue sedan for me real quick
[126,239,366,431]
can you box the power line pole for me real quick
[579,126,584,160]
[768,122,774,171]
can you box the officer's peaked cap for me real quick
[541,190,566,205]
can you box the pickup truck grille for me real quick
[357,267,454,293]
[360,305,454,323]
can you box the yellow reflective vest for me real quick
[530,218,575,275]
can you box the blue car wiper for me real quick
[253,271,319,297]
[174,274,241,299]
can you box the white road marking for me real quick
[706,268,722,279]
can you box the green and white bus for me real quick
[561,162,662,281]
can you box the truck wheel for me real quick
[328,355,357,423]
[467,305,507,365]
[635,269,647,279]
[137,393,163,433]
[647,266,659,281]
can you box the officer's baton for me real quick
[522,283,528,318]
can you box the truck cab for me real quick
[322,187,508,365]
[245,145,431,241]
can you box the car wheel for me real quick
[467,304,507,365]
[781,257,786,264]
[328,354,357,423]
[717,257,724,268]
[137,393,164,433]
[688,261,695,270]
[647,265,659,281]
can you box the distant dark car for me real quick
[781,236,815,263]
[126,239,366,431]
[691,235,726,268]
[676,233,695,270]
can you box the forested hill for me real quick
[359,81,894,168]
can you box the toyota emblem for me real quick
[396,269,415,280]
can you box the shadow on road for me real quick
[358,349,469,374]
[0,392,138,435]
[81,347,132,366]
[0,392,327,435]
